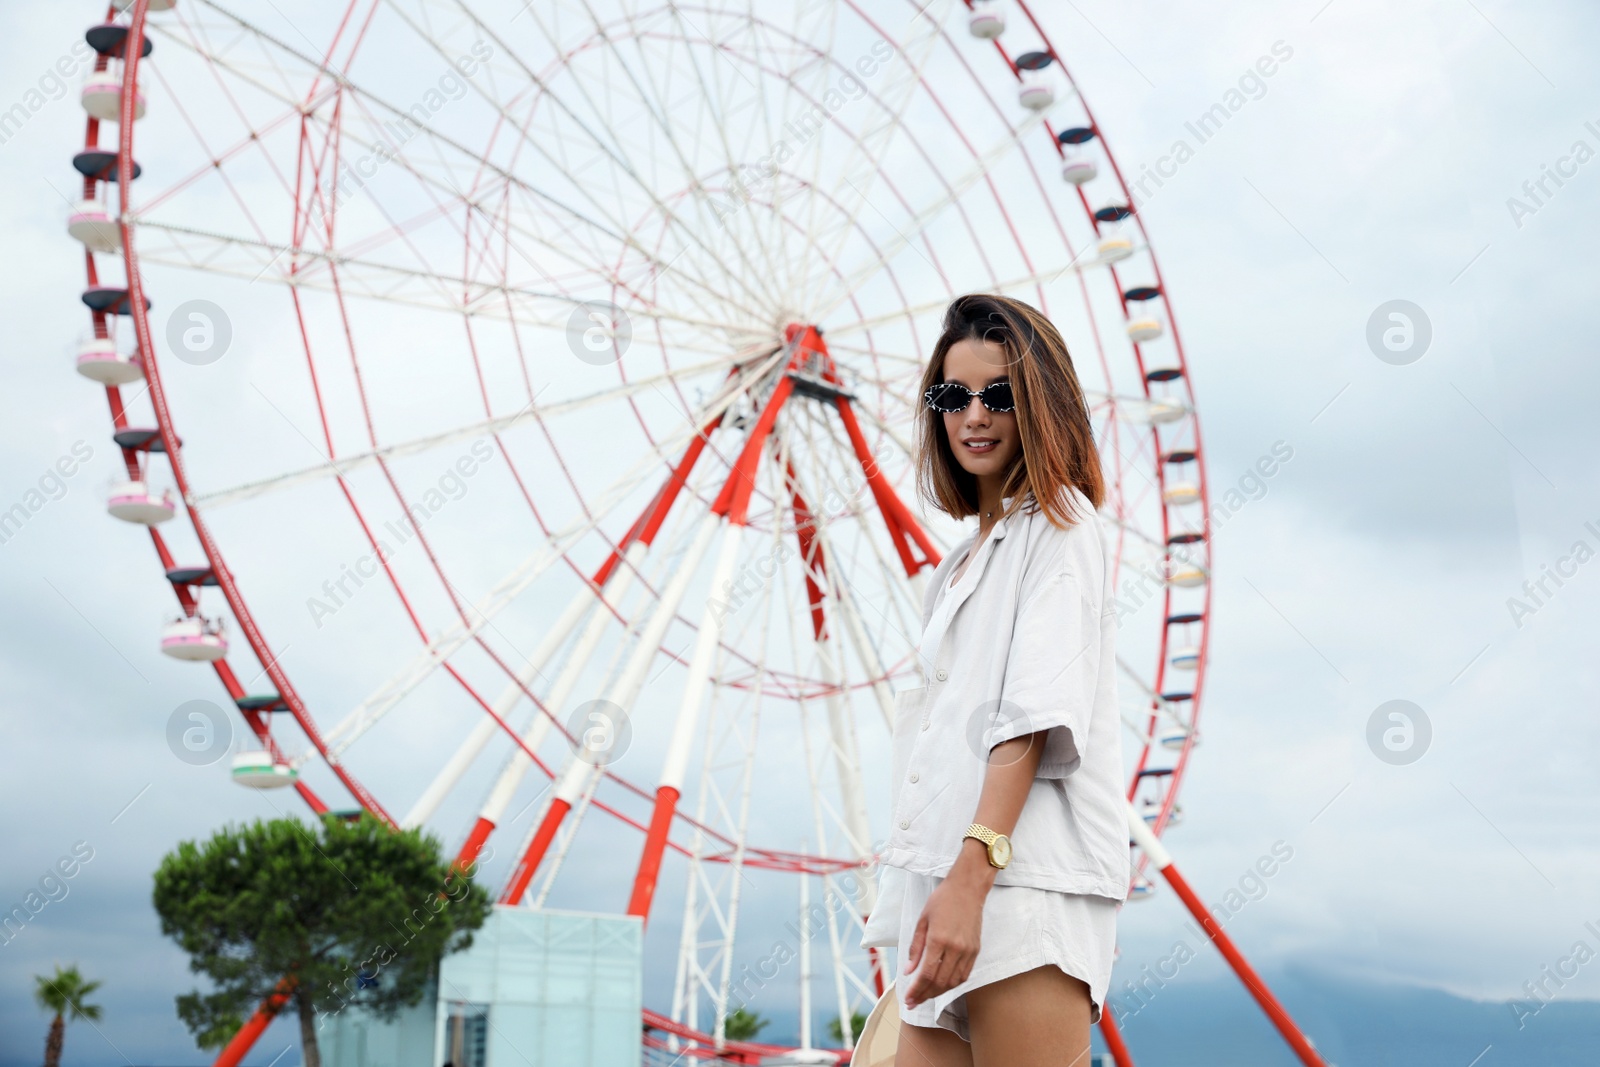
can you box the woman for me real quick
[858,293,1129,1066]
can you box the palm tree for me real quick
[827,1011,868,1045]
[34,964,103,1067]
[723,1006,769,1041]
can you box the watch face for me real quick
[993,835,1012,867]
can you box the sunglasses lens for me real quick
[926,383,972,413]
[981,382,1015,411]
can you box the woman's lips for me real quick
[962,438,998,454]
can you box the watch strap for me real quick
[963,822,1010,868]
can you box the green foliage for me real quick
[826,1010,868,1044]
[173,989,248,1052]
[34,965,102,1067]
[152,813,490,1052]
[33,964,103,1022]
[723,1006,769,1040]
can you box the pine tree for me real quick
[152,813,490,1067]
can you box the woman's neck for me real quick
[975,477,1006,531]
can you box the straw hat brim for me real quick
[853,979,902,1066]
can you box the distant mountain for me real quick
[713,965,1600,1066]
[1101,964,1597,1066]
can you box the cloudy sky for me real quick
[3,1,1599,1065]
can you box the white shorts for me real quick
[860,864,1120,1042]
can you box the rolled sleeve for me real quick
[985,570,1098,779]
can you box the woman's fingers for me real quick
[904,912,927,974]
[904,943,940,1007]
[928,942,964,998]
[956,945,976,987]
[907,937,970,1006]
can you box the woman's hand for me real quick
[901,736,1038,1010]
[901,870,987,1009]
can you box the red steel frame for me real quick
[110,0,391,825]
[1126,814,1330,1067]
[613,328,941,1013]
[84,1,1320,1063]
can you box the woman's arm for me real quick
[901,730,1048,1009]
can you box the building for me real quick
[321,906,643,1067]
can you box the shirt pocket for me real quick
[889,685,929,809]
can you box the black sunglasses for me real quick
[923,380,1016,414]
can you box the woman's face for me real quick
[940,336,1021,479]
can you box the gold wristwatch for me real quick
[962,823,1012,869]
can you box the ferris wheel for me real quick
[69,0,1224,1061]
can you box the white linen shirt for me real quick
[879,485,1130,900]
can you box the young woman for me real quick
[858,293,1129,1066]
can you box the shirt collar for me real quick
[941,493,1025,582]
[989,493,1021,539]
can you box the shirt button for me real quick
[935,668,948,682]
[920,720,929,730]
[909,772,919,782]
[898,819,909,829]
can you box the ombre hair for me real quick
[915,293,1104,529]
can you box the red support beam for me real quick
[452,815,495,874]
[593,409,725,588]
[710,374,796,524]
[1099,999,1136,1067]
[1160,860,1327,1066]
[624,325,948,931]
[212,977,296,1067]
[831,394,940,575]
[1128,811,1328,1067]
[620,352,804,922]
[499,798,572,905]
[624,784,680,920]
[782,459,828,641]
[487,399,735,900]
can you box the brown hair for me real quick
[915,292,1104,529]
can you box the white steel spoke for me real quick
[802,0,952,312]
[809,98,1065,325]
[400,0,775,327]
[311,353,785,761]
[132,219,771,336]
[190,345,782,509]
[167,8,631,254]
[173,3,757,324]
[395,657,572,829]
[473,542,652,833]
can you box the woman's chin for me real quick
[955,457,1006,478]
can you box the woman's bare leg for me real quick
[965,965,1094,1067]
[896,1020,975,1067]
